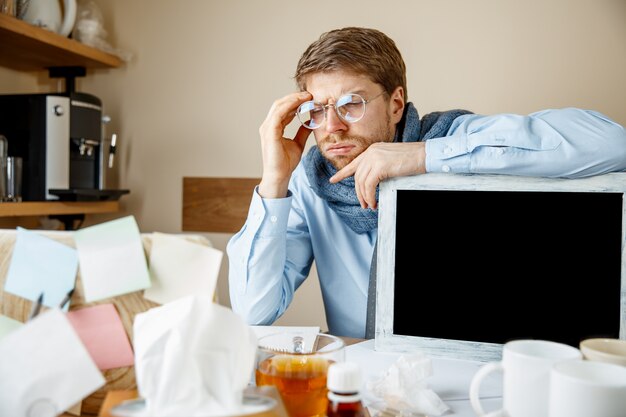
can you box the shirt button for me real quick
[442,165,451,173]
[443,146,453,154]
[496,148,504,155]
[270,215,277,223]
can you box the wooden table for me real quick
[0,230,211,416]
[88,386,290,417]
[58,337,366,417]
[1,230,367,416]
[0,230,361,417]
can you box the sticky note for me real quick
[74,216,151,302]
[143,232,223,304]
[0,309,105,417]
[4,227,77,310]
[67,304,134,370]
[65,401,81,416]
[0,314,22,340]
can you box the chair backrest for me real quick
[182,176,260,233]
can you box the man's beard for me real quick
[318,121,394,170]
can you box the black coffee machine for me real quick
[0,67,129,201]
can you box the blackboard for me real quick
[374,173,626,361]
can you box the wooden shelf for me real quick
[0,13,123,71]
[0,201,120,217]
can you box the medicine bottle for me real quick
[326,361,366,417]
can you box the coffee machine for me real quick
[0,67,128,201]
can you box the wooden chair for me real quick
[182,177,260,233]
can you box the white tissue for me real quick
[367,353,449,416]
[133,296,257,416]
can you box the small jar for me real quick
[326,362,366,417]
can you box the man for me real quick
[228,27,626,338]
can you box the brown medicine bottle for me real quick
[326,362,366,417]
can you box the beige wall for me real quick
[2,0,625,330]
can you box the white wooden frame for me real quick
[375,173,626,362]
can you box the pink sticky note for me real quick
[67,304,134,370]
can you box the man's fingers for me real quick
[354,178,366,209]
[265,91,312,130]
[363,174,379,209]
[352,162,372,209]
[329,154,362,183]
[356,166,378,210]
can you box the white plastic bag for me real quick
[73,0,132,62]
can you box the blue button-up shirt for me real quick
[228,108,626,338]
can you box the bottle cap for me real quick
[327,362,362,393]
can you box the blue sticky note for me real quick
[4,228,78,310]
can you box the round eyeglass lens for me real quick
[336,94,366,123]
[297,101,324,129]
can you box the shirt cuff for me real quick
[249,186,292,238]
[425,134,472,173]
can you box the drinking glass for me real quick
[255,332,345,417]
[5,156,22,202]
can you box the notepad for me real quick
[74,216,151,302]
[0,314,22,341]
[0,309,105,416]
[67,304,135,370]
[3,227,78,310]
[143,232,223,304]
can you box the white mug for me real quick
[469,340,581,417]
[549,359,626,417]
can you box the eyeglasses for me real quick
[295,91,386,129]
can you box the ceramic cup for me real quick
[549,359,626,417]
[469,339,581,417]
[580,338,626,366]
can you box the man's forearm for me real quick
[226,188,312,325]
[425,108,626,178]
[258,177,290,199]
[227,216,288,325]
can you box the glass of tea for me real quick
[255,332,345,417]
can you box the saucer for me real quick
[110,393,277,417]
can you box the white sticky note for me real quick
[4,227,78,310]
[65,401,82,416]
[143,232,223,304]
[74,216,151,302]
[0,314,22,340]
[0,309,105,417]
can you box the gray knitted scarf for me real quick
[303,102,472,233]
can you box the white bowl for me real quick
[580,338,626,366]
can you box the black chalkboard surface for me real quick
[374,173,626,361]
[394,190,622,347]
